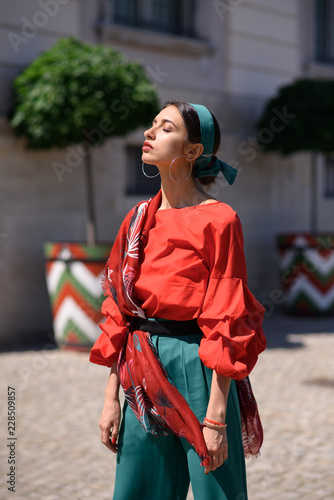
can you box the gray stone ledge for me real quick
[303,60,334,79]
[96,23,215,57]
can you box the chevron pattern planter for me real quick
[277,233,334,315]
[44,242,111,350]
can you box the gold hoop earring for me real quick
[142,162,160,178]
[169,156,193,184]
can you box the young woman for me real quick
[90,101,266,500]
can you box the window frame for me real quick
[314,0,334,64]
[96,0,213,58]
[113,0,139,28]
[324,155,334,198]
[104,0,196,38]
[300,0,334,78]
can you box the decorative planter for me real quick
[277,233,334,315]
[44,242,111,350]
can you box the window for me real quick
[315,0,334,63]
[114,0,138,26]
[125,146,161,195]
[324,157,334,197]
[112,0,196,37]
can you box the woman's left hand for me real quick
[202,426,228,474]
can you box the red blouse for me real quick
[89,201,266,379]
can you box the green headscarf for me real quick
[189,103,238,185]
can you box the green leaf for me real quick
[256,79,334,156]
[10,37,160,150]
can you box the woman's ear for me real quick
[185,143,204,161]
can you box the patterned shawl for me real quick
[103,189,263,465]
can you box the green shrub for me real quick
[11,37,160,149]
[256,79,334,155]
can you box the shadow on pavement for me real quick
[0,333,57,353]
[1,309,333,353]
[263,306,334,349]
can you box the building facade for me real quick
[1,0,334,345]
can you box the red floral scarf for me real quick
[103,190,263,465]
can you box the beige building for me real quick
[1,0,334,345]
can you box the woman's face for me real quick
[142,105,189,167]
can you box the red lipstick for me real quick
[142,141,153,151]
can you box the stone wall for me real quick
[1,0,334,346]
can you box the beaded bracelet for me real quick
[203,418,227,430]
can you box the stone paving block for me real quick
[0,312,334,499]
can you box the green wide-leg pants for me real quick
[113,334,248,500]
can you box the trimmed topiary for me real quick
[10,37,160,245]
[11,36,160,149]
[256,78,334,155]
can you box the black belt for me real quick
[134,318,202,336]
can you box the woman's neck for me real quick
[159,175,210,210]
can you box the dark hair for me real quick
[163,100,221,186]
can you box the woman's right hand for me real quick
[99,396,121,453]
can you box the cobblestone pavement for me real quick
[1,310,334,500]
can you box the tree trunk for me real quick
[310,153,318,234]
[84,151,96,247]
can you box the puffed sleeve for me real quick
[197,210,266,380]
[89,295,128,367]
